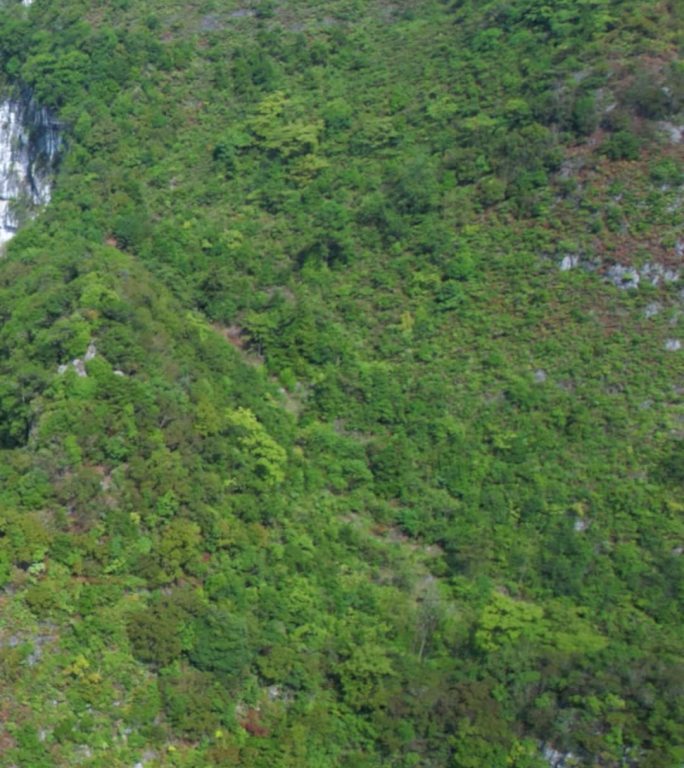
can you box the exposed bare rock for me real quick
[607,264,640,290]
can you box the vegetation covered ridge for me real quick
[0,1,682,766]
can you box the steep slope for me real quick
[0,1,682,767]
[0,92,60,242]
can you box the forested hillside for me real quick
[0,0,682,766]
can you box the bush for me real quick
[602,130,640,160]
[189,608,250,682]
[650,159,684,186]
[625,72,671,119]
[572,93,598,136]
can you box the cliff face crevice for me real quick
[0,93,61,244]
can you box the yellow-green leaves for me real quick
[225,407,287,487]
[476,592,607,655]
[249,92,323,160]
[475,592,545,652]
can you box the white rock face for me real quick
[58,343,97,377]
[640,262,680,286]
[542,745,579,767]
[657,121,684,144]
[607,264,640,290]
[0,96,60,245]
[604,262,680,291]
[560,254,580,271]
[644,302,662,318]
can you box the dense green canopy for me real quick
[0,0,682,766]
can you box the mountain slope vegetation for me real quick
[0,0,682,766]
